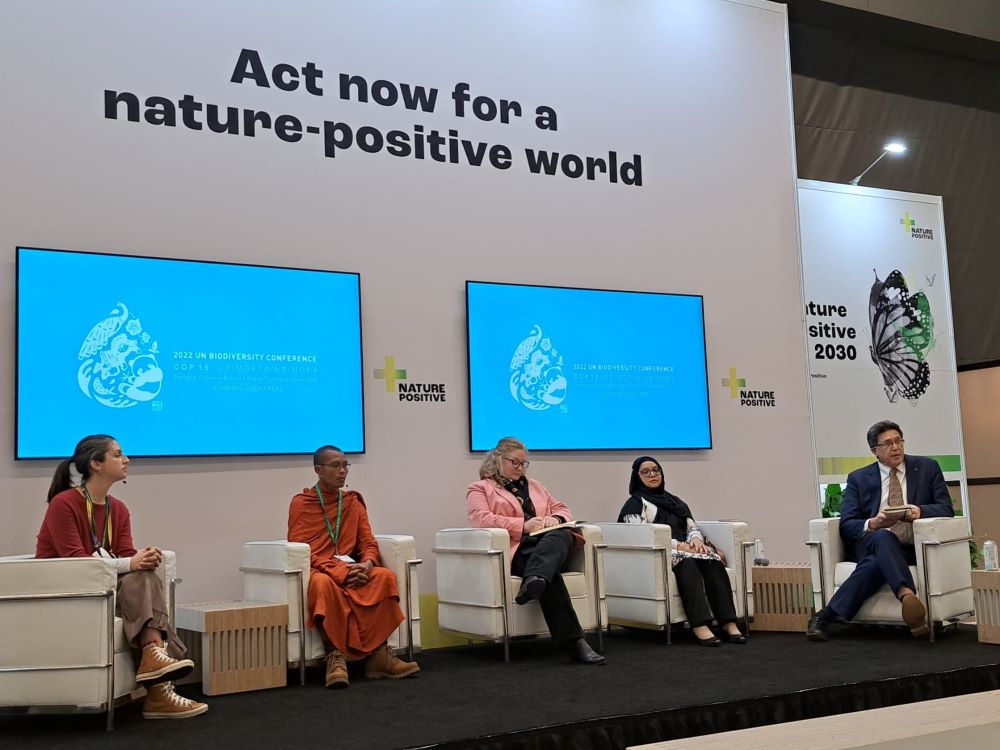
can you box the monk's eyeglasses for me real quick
[318,461,350,470]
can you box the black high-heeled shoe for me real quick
[721,630,747,644]
[694,633,721,647]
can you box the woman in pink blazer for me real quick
[466,437,605,665]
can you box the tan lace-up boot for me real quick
[324,649,349,688]
[142,682,208,719]
[135,641,194,684]
[364,643,419,679]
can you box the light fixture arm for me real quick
[849,151,889,186]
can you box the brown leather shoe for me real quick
[136,641,194,685]
[142,682,208,719]
[901,593,929,637]
[364,643,419,679]
[324,649,349,689]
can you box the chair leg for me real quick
[497,550,511,663]
[105,588,115,731]
[660,548,672,645]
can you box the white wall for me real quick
[0,0,816,606]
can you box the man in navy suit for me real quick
[807,420,954,641]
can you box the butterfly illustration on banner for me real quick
[868,269,934,403]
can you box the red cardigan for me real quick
[36,488,137,559]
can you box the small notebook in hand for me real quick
[529,520,579,536]
[883,504,918,517]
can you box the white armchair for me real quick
[807,517,973,641]
[0,551,179,729]
[596,521,752,642]
[433,525,606,661]
[241,535,421,684]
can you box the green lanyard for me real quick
[81,485,112,552]
[314,484,343,552]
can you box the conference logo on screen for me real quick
[509,325,567,411]
[900,211,934,240]
[373,355,446,403]
[721,367,775,408]
[77,303,163,408]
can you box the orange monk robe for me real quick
[288,487,404,660]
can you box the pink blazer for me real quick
[466,477,574,558]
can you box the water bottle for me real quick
[984,540,998,571]
[753,538,769,567]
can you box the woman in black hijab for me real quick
[618,456,745,646]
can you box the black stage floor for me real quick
[4,626,1000,750]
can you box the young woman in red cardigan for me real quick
[36,434,208,719]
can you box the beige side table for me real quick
[176,600,288,695]
[750,563,813,632]
[971,569,1000,644]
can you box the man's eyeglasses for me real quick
[875,438,904,450]
[503,457,530,470]
[639,468,662,477]
[318,461,351,470]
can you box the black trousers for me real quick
[510,528,584,645]
[673,557,738,627]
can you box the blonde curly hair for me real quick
[478,436,527,483]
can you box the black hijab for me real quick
[618,456,693,541]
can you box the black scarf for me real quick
[618,456,692,541]
[500,475,536,519]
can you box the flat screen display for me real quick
[466,281,711,451]
[17,247,364,458]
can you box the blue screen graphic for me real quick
[17,248,364,458]
[467,281,711,451]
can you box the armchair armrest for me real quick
[433,528,511,609]
[433,527,510,553]
[913,517,970,544]
[575,524,606,636]
[375,534,421,654]
[698,521,751,619]
[0,556,117,595]
[594,522,671,549]
[241,540,311,640]
[913,518,972,604]
[0,557,119,690]
[698,521,749,572]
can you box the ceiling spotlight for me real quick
[849,142,908,186]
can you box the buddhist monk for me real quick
[288,445,419,688]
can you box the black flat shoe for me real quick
[570,638,606,665]
[722,631,747,644]
[806,613,829,642]
[694,634,721,647]
[514,575,547,605]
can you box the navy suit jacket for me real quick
[839,454,953,553]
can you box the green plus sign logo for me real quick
[721,367,745,398]
[900,212,915,232]
[374,355,407,392]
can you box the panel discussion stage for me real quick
[4,627,999,750]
